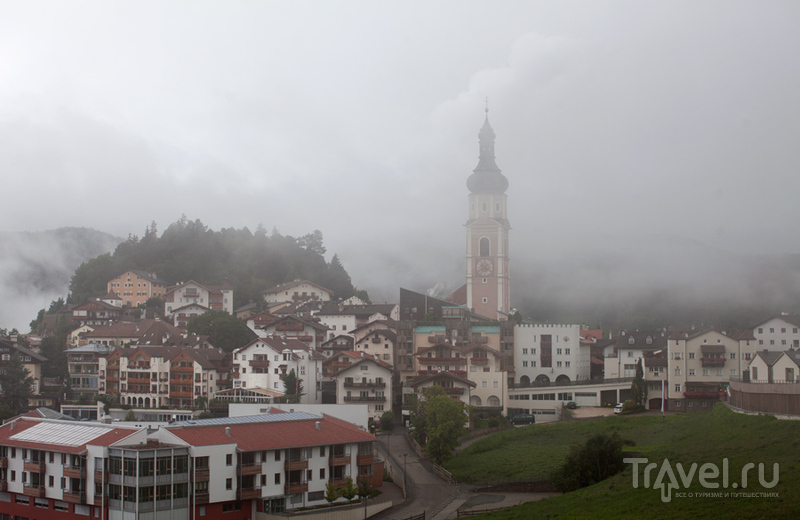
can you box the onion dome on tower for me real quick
[466,107,508,194]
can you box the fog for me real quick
[1,2,799,330]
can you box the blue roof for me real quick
[470,326,500,333]
[414,326,446,334]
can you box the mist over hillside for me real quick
[2,225,799,334]
[0,228,122,330]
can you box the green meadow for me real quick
[446,406,800,519]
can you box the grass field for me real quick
[446,405,800,519]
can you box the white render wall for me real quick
[753,317,800,350]
[514,324,587,384]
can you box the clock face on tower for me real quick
[476,258,494,276]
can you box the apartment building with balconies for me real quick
[231,336,323,404]
[164,280,234,316]
[666,329,758,411]
[0,411,382,519]
[332,357,394,420]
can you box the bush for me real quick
[380,411,394,431]
[552,432,627,492]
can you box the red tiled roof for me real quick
[166,415,374,451]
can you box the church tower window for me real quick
[479,237,490,257]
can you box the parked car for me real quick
[613,403,625,414]
[566,401,578,409]
[510,414,536,426]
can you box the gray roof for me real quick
[172,412,320,427]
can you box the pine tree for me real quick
[0,353,35,415]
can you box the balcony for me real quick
[23,485,45,497]
[128,374,151,384]
[683,391,725,399]
[419,357,463,364]
[295,334,314,342]
[64,466,86,479]
[171,364,194,373]
[94,471,104,483]
[343,381,386,388]
[329,454,351,466]
[230,371,240,379]
[127,363,151,371]
[24,460,43,473]
[239,487,262,500]
[330,361,350,368]
[357,454,374,466]
[470,357,489,365]
[329,478,348,488]
[284,459,308,471]
[63,490,86,504]
[0,457,7,468]
[0,481,6,492]
[193,468,210,481]
[442,387,465,395]
[428,335,445,344]
[344,396,386,403]
[94,496,107,507]
[249,359,270,369]
[194,492,209,505]
[237,463,262,476]
[285,482,308,495]
[701,357,726,367]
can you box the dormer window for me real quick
[628,337,635,345]
[646,336,652,345]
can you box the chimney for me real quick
[315,421,321,430]
[225,427,231,437]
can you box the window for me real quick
[493,380,499,388]
[758,328,763,333]
[522,361,528,367]
[717,369,724,376]
[782,328,787,333]
[675,384,681,392]
[226,454,232,466]
[565,361,571,368]
[226,478,232,490]
[274,473,281,484]
[522,348,528,355]
[481,381,487,388]
[770,328,775,333]
[689,369,695,376]
[557,361,562,368]
[320,468,325,480]
[565,348,570,355]
[674,368,681,376]
[703,369,710,376]
[730,369,738,376]
[556,348,562,355]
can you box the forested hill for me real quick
[68,218,367,309]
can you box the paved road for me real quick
[373,428,461,520]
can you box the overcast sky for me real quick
[2,1,799,310]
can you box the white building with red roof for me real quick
[331,357,394,421]
[231,336,324,404]
[0,411,384,519]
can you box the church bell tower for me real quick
[466,106,510,319]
